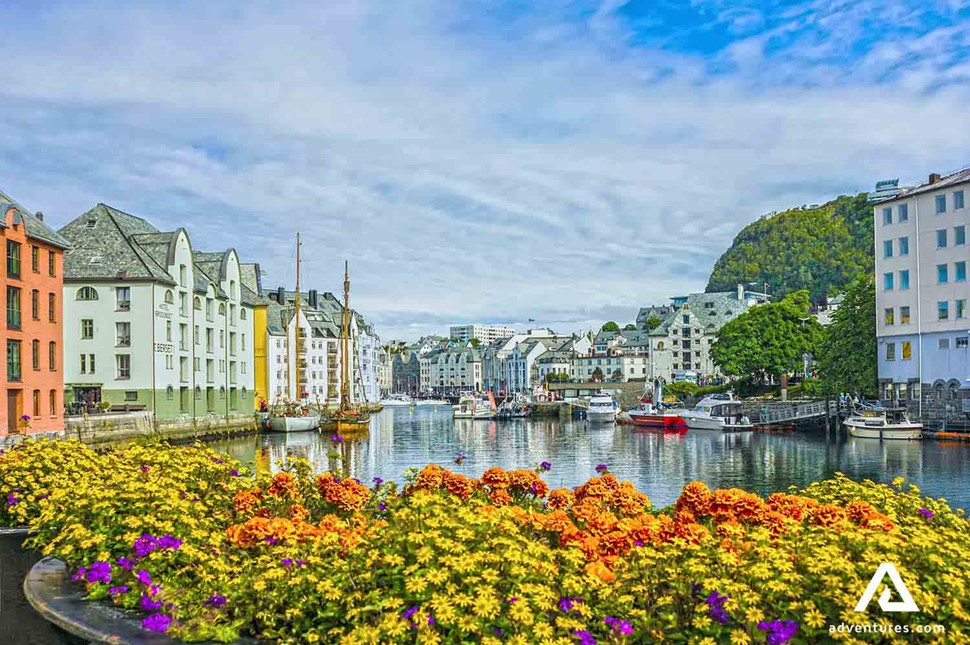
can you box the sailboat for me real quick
[324,261,371,434]
[267,234,321,433]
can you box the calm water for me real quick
[211,407,970,510]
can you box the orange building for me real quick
[1,191,69,436]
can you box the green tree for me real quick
[611,369,623,381]
[469,338,481,348]
[623,323,637,331]
[817,274,876,396]
[591,367,605,382]
[643,316,663,332]
[711,291,825,381]
[601,321,620,332]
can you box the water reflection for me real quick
[208,407,970,509]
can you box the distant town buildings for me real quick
[449,323,515,344]
[873,169,970,408]
[1,191,68,436]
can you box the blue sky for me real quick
[1,0,969,340]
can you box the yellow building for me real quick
[240,263,269,410]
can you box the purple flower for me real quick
[331,434,345,443]
[427,613,434,626]
[138,465,150,473]
[135,569,153,587]
[758,620,799,645]
[157,534,182,550]
[295,560,307,567]
[604,617,634,635]
[71,566,87,582]
[454,452,466,465]
[212,457,224,464]
[372,477,384,486]
[264,537,279,544]
[281,558,294,567]
[493,628,505,637]
[633,539,644,547]
[6,492,20,507]
[20,414,30,422]
[86,561,112,584]
[558,596,583,613]
[573,630,597,645]
[378,503,387,511]
[108,585,129,595]
[919,508,934,519]
[706,591,731,625]
[230,469,240,477]
[141,613,171,633]
[132,534,158,558]
[539,460,552,471]
[402,605,419,621]
[507,597,518,604]
[140,595,163,611]
[595,464,609,474]
[204,593,227,608]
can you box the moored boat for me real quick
[413,397,450,407]
[453,392,497,419]
[586,392,618,422]
[681,393,753,431]
[268,410,321,433]
[845,407,922,440]
[381,393,414,407]
[629,379,688,432]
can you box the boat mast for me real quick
[340,260,351,411]
[294,234,302,402]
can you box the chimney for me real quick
[929,173,941,185]
[308,289,318,309]
[277,287,285,304]
[35,211,44,221]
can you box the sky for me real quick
[2,0,969,341]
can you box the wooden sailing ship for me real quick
[321,261,371,434]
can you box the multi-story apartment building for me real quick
[874,170,970,408]
[419,347,484,393]
[449,323,516,344]
[1,192,68,436]
[59,204,258,418]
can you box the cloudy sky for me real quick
[2,0,969,340]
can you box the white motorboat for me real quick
[453,393,497,419]
[381,393,414,407]
[845,407,922,440]
[267,410,321,433]
[413,397,450,407]
[681,393,753,431]
[586,392,618,422]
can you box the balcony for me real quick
[116,337,131,348]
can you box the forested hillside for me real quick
[705,193,873,301]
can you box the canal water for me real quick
[212,407,970,511]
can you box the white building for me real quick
[419,347,484,393]
[449,324,516,344]
[874,170,970,406]
[59,204,257,418]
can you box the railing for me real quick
[758,400,832,425]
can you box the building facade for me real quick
[449,324,516,344]
[419,347,483,393]
[59,204,257,419]
[1,192,68,436]
[874,170,970,410]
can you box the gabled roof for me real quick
[59,203,175,283]
[894,168,970,200]
[0,189,71,249]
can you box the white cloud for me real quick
[1,1,968,340]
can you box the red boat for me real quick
[629,405,689,432]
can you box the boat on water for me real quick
[680,393,753,431]
[845,407,922,440]
[629,380,689,431]
[453,392,497,419]
[586,392,618,422]
[381,393,414,407]
[267,234,319,433]
[413,397,450,407]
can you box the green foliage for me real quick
[623,323,637,331]
[711,291,825,379]
[817,274,877,396]
[642,316,663,332]
[591,367,605,381]
[601,321,620,332]
[544,371,570,384]
[469,338,481,348]
[706,194,873,301]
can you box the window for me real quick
[936,194,946,214]
[31,289,39,320]
[32,340,40,370]
[166,321,172,342]
[32,390,40,417]
[6,240,21,278]
[955,190,965,210]
[124,391,138,402]
[937,229,948,248]
[882,207,892,225]
[242,334,246,351]
[884,308,894,325]
[898,203,909,222]
[240,308,247,320]
[49,390,56,416]
[31,246,39,272]
[898,236,909,256]
[939,338,950,350]
[885,343,895,361]
[48,250,55,277]
[958,337,969,349]
[899,270,910,290]
[164,290,174,304]
[179,264,187,284]
[81,319,94,339]
[166,386,174,401]
[883,272,894,290]
[900,306,910,324]
[901,341,912,360]
[116,322,131,347]
[957,261,967,282]
[194,297,201,311]
[80,354,86,374]
[937,264,949,284]
[958,299,967,320]
[49,341,56,370]
[180,292,188,316]
[883,240,893,258]
[6,286,21,329]
[165,354,173,370]
[116,354,131,379]
[76,286,99,300]
[48,292,55,322]
[7,340,21,381]
[116,287,131,311]
[938,301,949,320]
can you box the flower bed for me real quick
[2,439,969,644]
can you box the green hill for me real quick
[705,193,873,301]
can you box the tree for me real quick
[711,290,825,382]
[591,367,605,382]
[623,323,637,331]
[611,369,623,381]
[601,321,620,332]
[816,274,876,396]
[643,316,663,332]
[469,338,481,348]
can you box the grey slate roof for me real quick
[0,189,71,249]
[644,290,751,335]
[895,168,970,200]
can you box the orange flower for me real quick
[811,504,849,528]
[443,472,476,500]
[415,464,446,490]
[676,481,712,517]
[233,488,263,515]
[547,488,574,510]
[489,489,512,506]
[481,467,510,490]
[584,559,616,583]
[288,504,310,523]
[267,472,300,499]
